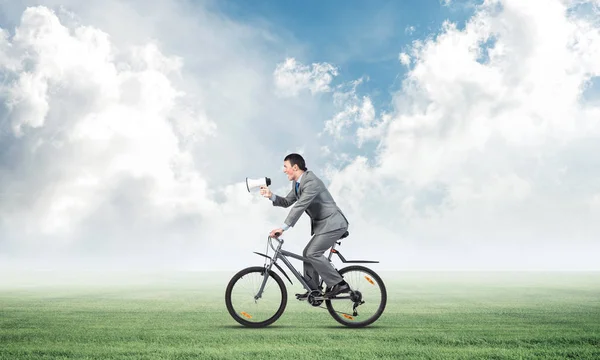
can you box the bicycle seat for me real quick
[335,231,349,245]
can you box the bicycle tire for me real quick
[325,265,387,328]
[225,266,287,328]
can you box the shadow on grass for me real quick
[219,324,389,330]
[219,325,291,329]
[319,325,387,330]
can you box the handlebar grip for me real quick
[274,231,281,237]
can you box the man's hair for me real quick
[284,153,307,171]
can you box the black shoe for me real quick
[324,282,351,297]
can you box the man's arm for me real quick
[261,186,295,233]
[269,190,296,231]
[272,189,297,208]
[283,178,320,228]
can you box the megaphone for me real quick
[246,177,271,192]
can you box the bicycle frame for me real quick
[252,236,378,300]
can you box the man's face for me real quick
[283,160,297,181]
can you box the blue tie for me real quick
[295,182,300,195]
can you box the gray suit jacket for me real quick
[273,170,349,236]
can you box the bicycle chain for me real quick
[298,293,362,317]
[302,300,356,317]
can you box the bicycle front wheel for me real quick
[225,266,287,328]
[326,265,387,328]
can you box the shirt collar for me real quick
[296,172,305,185]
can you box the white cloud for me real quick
[0,3,315,271]
[375,0,600,182]
[273,57,338,97]
[320,77,390,147]
[0,6,217,243]
[356,112,392,146]
[2,0,600,273]
[399,52,411,66]
[322,95,376,141]
[323,0,600,269]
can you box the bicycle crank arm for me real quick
[311,295,353,301]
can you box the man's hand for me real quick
[270,228,284,238]
[260,186,272,199]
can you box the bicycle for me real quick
[224,230,387,328]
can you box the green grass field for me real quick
[1,271,599,359]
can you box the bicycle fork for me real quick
[254,239,284,300]
[254,260,275,301]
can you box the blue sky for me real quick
[209,0,480,113]
[1,0,600,271]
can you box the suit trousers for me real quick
[302,227,348,289]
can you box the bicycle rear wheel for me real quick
[326,265,387,328]
[225,266,287,328]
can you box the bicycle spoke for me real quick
[325,265,387,327]
[225,267,287,327]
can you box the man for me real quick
[259,153,351,298]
